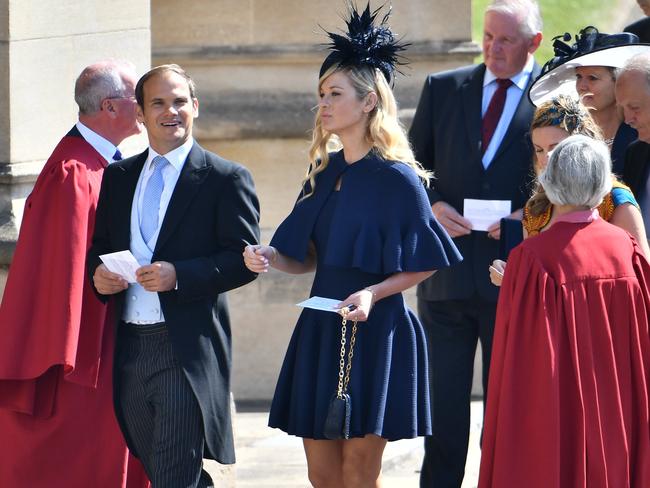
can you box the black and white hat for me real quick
[528,26,649,106]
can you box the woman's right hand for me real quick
[489,259,506,287]
[243,245,277,273]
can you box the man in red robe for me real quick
[0,61,149,487]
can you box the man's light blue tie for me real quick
[140,155,169,243]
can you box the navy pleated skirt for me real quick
[269,192,432,440]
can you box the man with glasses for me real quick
[0,60,149,487]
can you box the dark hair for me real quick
[528,95,604,217]
[135,64,197,109]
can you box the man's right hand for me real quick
[93,264,128,295]
[432,201,472,238]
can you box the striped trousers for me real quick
[117,323,213,488]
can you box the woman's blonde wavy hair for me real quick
[301,64,431,198]
[528,95,604,216]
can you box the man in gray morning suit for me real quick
[88,64,260,487]
[409,1,543,486]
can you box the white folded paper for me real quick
[296,296,342,313]
[99,250,140,283]
[463,198,511,232]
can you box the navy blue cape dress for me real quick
[269,150,462,440]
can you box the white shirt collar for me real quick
[76,121,119,163]
[483,55,535,90]
[145,138,195,173]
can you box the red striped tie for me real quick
[481,78,513,155]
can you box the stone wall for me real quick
[0,0,151,283]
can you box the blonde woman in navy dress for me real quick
[243,5,461,487]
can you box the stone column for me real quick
[151,0,479,402]
[0,0,151,295]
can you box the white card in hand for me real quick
[99,250,140,283]
[296,296,342,313]
[463,198,511,232]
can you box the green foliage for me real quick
[472,0,623,65]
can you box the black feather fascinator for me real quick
[319,2,408,84]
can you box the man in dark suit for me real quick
[618,54,650,245]
[409,1,543,486]
[88,64,260,487]
[625,1,650,43]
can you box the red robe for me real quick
[478,217,650,488]
[0,129,149,487]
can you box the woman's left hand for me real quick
[337,288,375,322]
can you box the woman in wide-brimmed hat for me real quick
[529,26,650,173]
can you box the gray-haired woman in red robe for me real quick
[479,135,650,488]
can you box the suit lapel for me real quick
[461,64,486,167]
[490,63,541,165]
[155,143,211,252]
[115,150,148,249]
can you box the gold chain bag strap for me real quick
[323,307,358,439]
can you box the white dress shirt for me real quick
[480,56,535,169]
[76,121,121,163]
[136,140,193,243]
[122,138,194,324]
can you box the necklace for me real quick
[604,137,614,146]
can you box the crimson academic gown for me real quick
[478,216,650,488]
[0,128,149,488]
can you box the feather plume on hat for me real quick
[319,2,408,84]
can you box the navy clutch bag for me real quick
[323,393,352,439]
